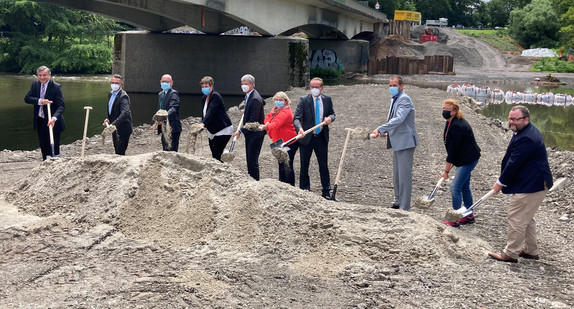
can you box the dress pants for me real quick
[245,132,264,180]
[161,131,181,152]
[393,147,415,211]
[112,131,130,155]
[299,133,331,195]
[278,142,299,186]
[503,189,547,258]
[209,135,231,162]
[36,117,61,160]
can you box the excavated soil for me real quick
[1,28,574,308]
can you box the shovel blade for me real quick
[422,194,435,202]
[270,139,285,150]
[457,206,473,217]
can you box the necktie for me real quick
[387,98,396,122]
[160,92,166,110]
[315,97,321,134]
[39,83,46,118]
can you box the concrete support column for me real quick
[308,39,369,74]
[113,31,309,96]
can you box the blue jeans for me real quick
[450,160,478,213]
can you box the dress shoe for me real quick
[519,250,540,260]
[388,204,400,209]
[488,251,518,263]
[322,194,332,201]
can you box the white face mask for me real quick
[111,83,120,92]
[241,84,250,93]
[310,88,321,97]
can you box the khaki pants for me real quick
[503,189,548,258]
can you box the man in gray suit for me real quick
[372,75,419,211]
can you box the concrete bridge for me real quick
[33,0,388,95]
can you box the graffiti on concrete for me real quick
[310,49,340,69]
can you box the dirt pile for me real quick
[5,151,491,262]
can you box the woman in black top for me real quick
[441,99,481,226]
[200,76,233,161]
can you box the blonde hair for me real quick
[273,91,291,106]
[443,99,464,119]
[310,77,324,86]
[199,76,214,86]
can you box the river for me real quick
[2,74,574,151]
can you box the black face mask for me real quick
[442,110,452,119]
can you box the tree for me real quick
[509,0,560,48]
[553,0,574,49]
[0,0,130,73]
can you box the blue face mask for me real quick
[274,100,285,108]
[389,87,399,96]
[201,87,210,95]
[161,82,171,91]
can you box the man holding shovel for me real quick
[25,66,66,160]
[104,74,133,155]
[488,105,553,263]
[155,74,182,152]
[293,77,336,200]
[372,75,418,211]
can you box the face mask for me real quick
[389,87,399,96]
[241,84,250,93]
[310,88,321,97]
[161,82,171,91]
[111,83,120,92]
[442,110,453,119]
[201,87,210,95]
[274,101,285,108]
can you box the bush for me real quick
[531,57,574,73]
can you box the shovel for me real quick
[448,177,570,222]
[330,128,353,202]
[81,106,92,159]
[270,121,326,162]
[415,176,447,208]
[221,112,245,163]
[45,102,59,159]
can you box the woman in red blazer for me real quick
[260,91,299,186]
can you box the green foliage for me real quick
[554,0,574,49]
[509,0,560,48]
[0,0,130,74]
[531,57,574,72]
[310,67,343,79]
[456,29,523,52]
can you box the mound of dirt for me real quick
[5,151,491,263]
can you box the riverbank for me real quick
[1,83,573,308]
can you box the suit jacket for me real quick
[108,89,133,137]
[499,122,553,194]
[443,117,481,166]
[24,79,66,132]
[201,91,232,134]
[158,88,182,133]
[293,94,336,146]
[377,92,418,151]
[240,89,266,139]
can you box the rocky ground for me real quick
[1,29,573,308]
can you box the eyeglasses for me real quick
[508,117,526,122]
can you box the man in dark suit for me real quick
[24,66,66,160]
[234,74,266,180]
[104,74,133,155]
[489,105,553,263]
[293,77,336,199]
[156,74,182,151]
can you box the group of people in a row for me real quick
[25,67,553,263]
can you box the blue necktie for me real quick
[315,97,321,134]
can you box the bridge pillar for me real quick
[113,31,309,96]
[309,39,370,74]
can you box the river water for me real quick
[0,74,244,151]
[2,74,574,151]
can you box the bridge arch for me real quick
[33,0,387,39]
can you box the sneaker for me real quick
[442,220,460,227]
[457,214,475,225]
